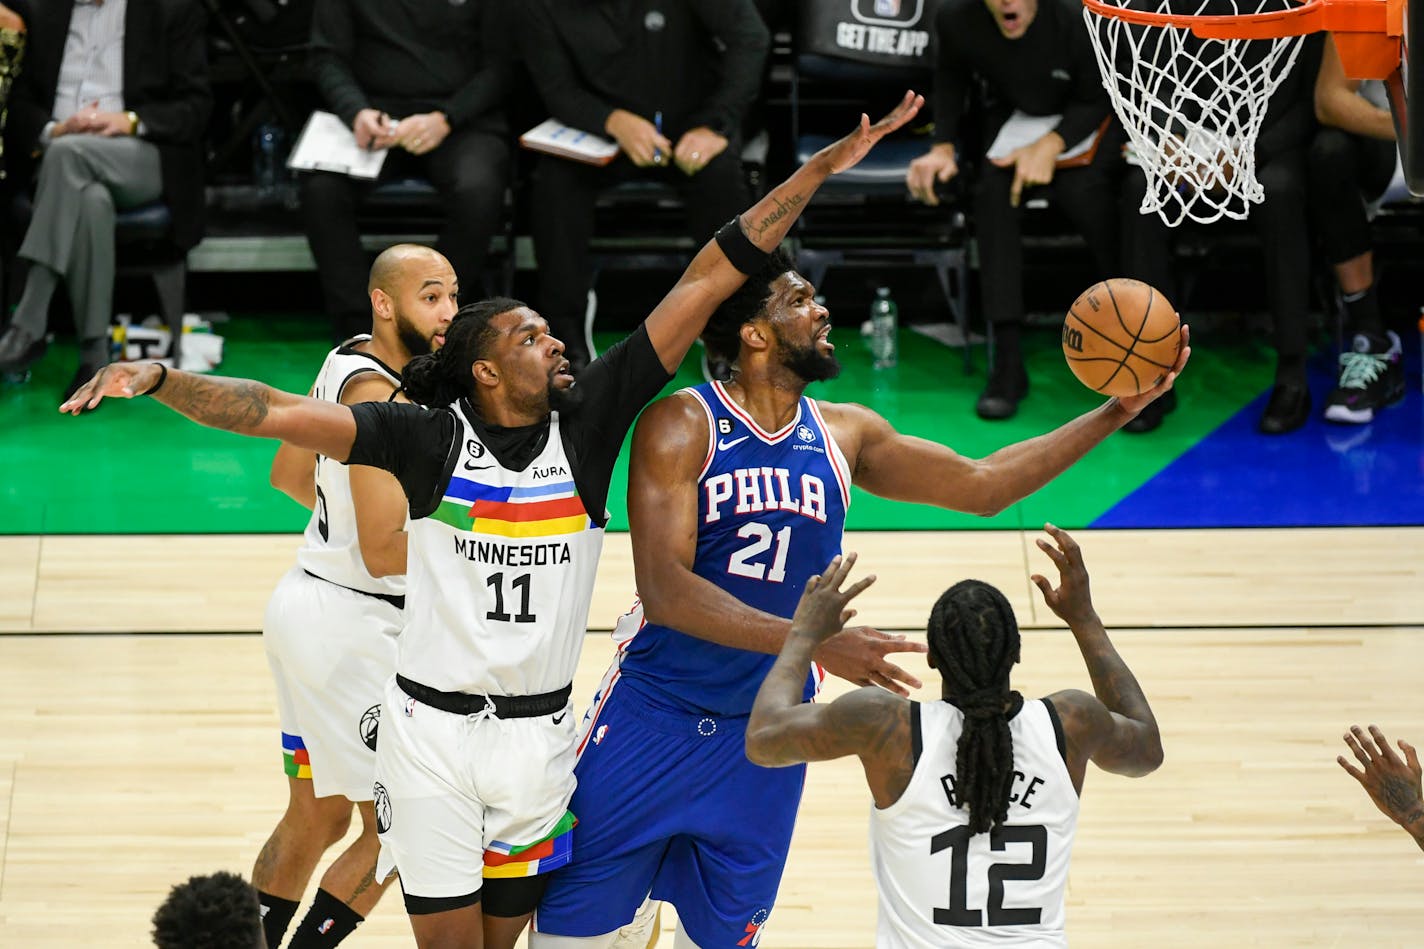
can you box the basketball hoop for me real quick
[1083,0,1406,225]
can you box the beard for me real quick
[772,324,841,382]
[394,310,434,357]
[548,376,585,414]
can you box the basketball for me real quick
[1061,278,1181,398]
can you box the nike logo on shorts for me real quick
[553,711,568,724]
[717,435,749,451]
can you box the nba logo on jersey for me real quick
[874,0,901,15]
[593,724,608,745]
[318,918,334,934]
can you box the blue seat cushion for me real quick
[114,201,173,242]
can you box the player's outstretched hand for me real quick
[58,361,166,415]
[1118,324,1191,416]
[1030,523,1098,629]
[816,90,925,176]
[789,553,875,644]
[1338,724,1424,831]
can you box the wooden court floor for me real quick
[1,527,1422,946]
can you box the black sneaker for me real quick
[1323,331,1404,425]
[975,361,1029,420]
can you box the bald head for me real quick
[368,243,448,295]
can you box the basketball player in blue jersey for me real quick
[532,255,1187,946]
[60,92,927,949]
[746,529,1164,947]
[255,243,457,949]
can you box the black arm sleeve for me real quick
[560,324,674,526]
[346,402,461,516]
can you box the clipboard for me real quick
[287,110,388,180]
[519,119,620,166]
[986,112,1113,170]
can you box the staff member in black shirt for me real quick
[301,0,514,343]
[908,0,1120,421]
[518,0,770,372]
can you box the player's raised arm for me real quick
[747,555,908,785]
[1033,525,1163,790]
[641,91,925,373]
[59,362,359,462]
[835,327,1189,516]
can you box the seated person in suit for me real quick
[907,0,1120,422]
[0,0,210,400]
[1309,33,1404,425]
[1123,34,1324,435]
[302,0,514,343]
[518,0,770,371]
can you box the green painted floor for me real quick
[0,314,1273,534]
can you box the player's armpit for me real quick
[1048,688,1163,786]
[351,464,408,578]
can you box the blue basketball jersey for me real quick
[616,382,851,715]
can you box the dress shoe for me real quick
[1257,382,1311,435]
[1124,388,1177,434]
[975,362,1029,420]
[62,362,107,412]
[0,323,48,373]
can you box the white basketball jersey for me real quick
[294,338,405,597]
[869,699,1078,948]
[399,406,604,695]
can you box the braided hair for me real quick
[701,246,798,365]
[927,579,1023,835]
[402,297,524,406]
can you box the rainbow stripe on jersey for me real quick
[429,477,589,538]
[484,810,578,878]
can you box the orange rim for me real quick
[1082,0,1393,40]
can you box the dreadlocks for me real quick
[402,297,524,406]
[701,246,798,365]
[927,579,1023,836]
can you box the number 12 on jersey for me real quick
[932,824,1046,927]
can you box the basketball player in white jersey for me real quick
[747,526,1164,948]
[61,92,928,949]
[254,244,457,949]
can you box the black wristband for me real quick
[140,362,168,396]
[714,217,770,275]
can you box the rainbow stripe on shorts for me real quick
[282,732,311,780]
[483,810,577,878]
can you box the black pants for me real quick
[528,145,749,361]
[1123,148,1312,366]
[301,128,510,341]
[1306,126,1396,266]
[971,138,1121,332]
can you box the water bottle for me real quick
[255,122,284,200]
[869,286,898,369]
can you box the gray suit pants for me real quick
[14,134,162,345]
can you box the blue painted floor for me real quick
[1096,350,1424,528]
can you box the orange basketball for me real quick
[1062,278,1180,397]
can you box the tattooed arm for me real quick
[1339,724,1424,852]
[747,556,917,807]
[60,364,359,461]
[640,91,924,374]
[1034,525,1163,793]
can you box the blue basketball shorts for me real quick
[534,676,806,946]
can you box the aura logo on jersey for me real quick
[359,704,380,751]
[703,468,829,524]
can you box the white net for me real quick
[1084,0,1312,225]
